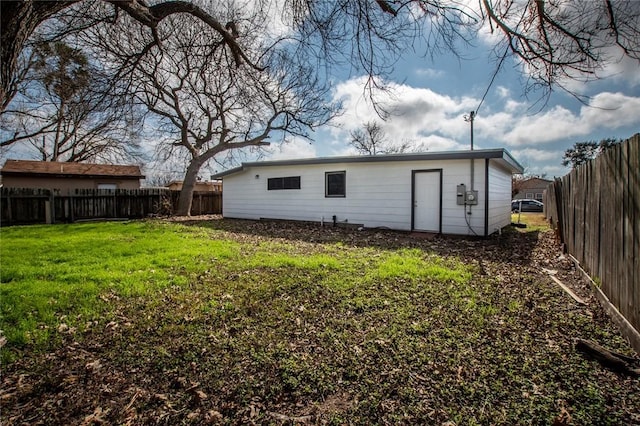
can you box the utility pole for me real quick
[469,110,475,150]
[464,110,477,194]
[464,110,475,150]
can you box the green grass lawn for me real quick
[1,220,637,425]
[1,221,238,353]
[511,212,549,231]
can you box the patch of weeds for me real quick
[246,251,341,270]
[507,299,522,312]
[373,248,471,283]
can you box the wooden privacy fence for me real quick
[0,188,222,225]
[544,134,639,343]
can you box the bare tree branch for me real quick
[97,14,339,215]
[1,40,142,162]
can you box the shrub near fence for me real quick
[545,134,639,348]
[0,188,222,225]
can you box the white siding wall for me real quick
[222,158,509,235]
[441,159,485,235]
[487,161,513,233]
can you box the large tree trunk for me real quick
[0,1,77,110]
[175,160,203,216]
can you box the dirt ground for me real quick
[1,217,638,425]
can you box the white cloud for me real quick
[265,138,318,160]
[325,75,640,179]
[330,144,359,157]
[488,92,640,146]
[559,47,640,94]
[504,99,526,112]
[597,53,640,87]
[415,68,445,79]
[499,106,584,145]
[511,148,563,163]
[417,134,463,151]
[331,76,477,145]
[496,86,510,98]
[582,92,640,128]
[508,149,569,178]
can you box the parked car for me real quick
[512,199,544,213]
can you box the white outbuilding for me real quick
[213,149,524,236]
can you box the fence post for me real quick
[6,192,13,225]
[70,193,75,222]
[52,191,57,223]
[45,196,52,224]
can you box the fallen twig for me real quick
[542,268,586,305]
[575,339,640,376]
[267,411,314,423]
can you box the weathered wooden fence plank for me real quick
[614,143,626,326]
[545,134,640,349]
[574,162,586,263]
[1,188,222,225]
[620,141,631,330]
[587,161,600,278]
[628,136,639,332]
[566,173,575,255]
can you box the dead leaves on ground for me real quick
[2,218,639,424]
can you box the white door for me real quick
[413,171,441,232]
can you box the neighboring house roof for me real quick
[0,160,145,179]
[212,148,524,178]
[518,177,552,189]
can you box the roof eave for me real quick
[0,171,145,179]
[213,148,524,178]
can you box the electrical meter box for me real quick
[457,184,479,205]
[456,184,466,205]
[465,190,479,205]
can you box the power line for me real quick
[463,45,510,151]
[476,45,510,116]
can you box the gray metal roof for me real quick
[212,148,524,178]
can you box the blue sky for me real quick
[262,29,640,179]
[2,3,638,183]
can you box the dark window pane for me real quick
[268,178,283,190]
[268,176,300,190]
[284,176,300,189]
[326,171,345,197]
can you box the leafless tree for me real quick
[488,1,639,91]
[0,40,142,162]
[97,13,336,215]
[2,1,639,112]
[0,0,260,111]
[350,121,426,155]
[280,0,640,102]
[350,121,388,155]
